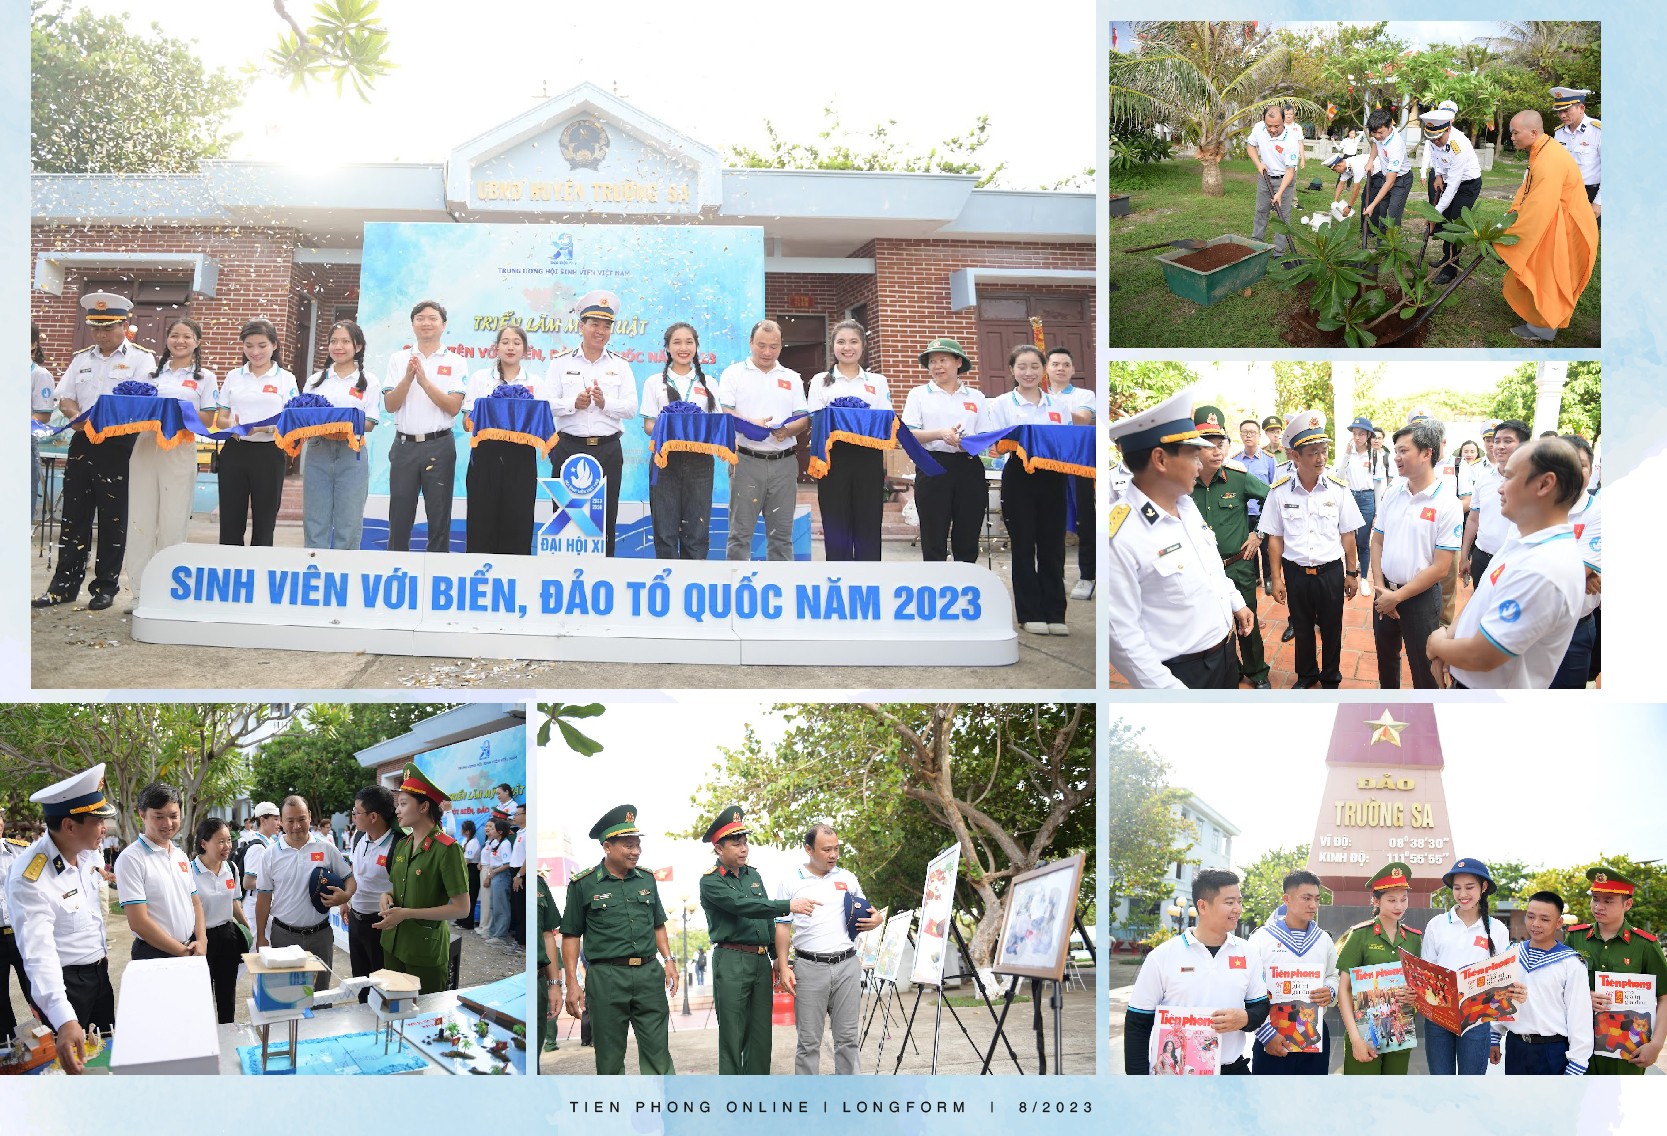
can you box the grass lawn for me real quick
[1106,155,1600,348]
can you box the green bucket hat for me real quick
[918,337,971,373]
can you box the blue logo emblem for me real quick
[538,454,607,554]
[562,454,602,497]
[1588,536,1601,554]
[1497,600,1521,623]
[549,233,574,264]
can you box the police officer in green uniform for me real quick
[560,804,679,1075]
[1567,866,1667,1076]
[376,764,469,995]
[1190,405,1272,688]
[698,806,819,1074]
[537,871,562,1054]
[1336,861,1424,1075]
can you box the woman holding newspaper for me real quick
[1336,861,1423,1075]
[1419,858,1524,1075]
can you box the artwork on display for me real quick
[909,844,962,988]
[873,910,914,984]
[857,906,891,970]
[991,854,1085,981]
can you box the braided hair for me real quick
[1477,891,1497,955]
[824,318,868,387]
[309,320,368,394]
[154,316,205,388]
[494,323,529,385]
[660,322,713,410]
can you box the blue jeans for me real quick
[487,870,513,939]
[1351,489,1376,580]
[1504,1032,1569,1075]
[302,436,370,549]
[1550,612,1597,689]
[1425,1022,1491,1074]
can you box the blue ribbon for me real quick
[649,412,735,485]
[469,397,556,446]
[959,423,1096,476]
[730,410,810,444]
[47,394,263,442]
[277,405,365,438]
[806,406,946,478]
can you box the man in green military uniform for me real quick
[698,806,819,1074]
[537,871,562,1054]
[560,804,679,1075]
[1335,861,1423,1075]
[1190,405,1272,688]
[1567,866,1667,1075]
[377,763,470,994]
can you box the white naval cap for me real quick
[574,289,621,323]
[80,291,134,325]
[1550,87,1592,110]
[1284,409,1327,448]
[1418,99,1458,127]
[1107,386,1214,454]
[30,762,118,820]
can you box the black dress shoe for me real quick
[1252,678,1272,689]
[1293,677,1320,689]
[1281,624,1296,643]
[87,594,115,611]
[32,593,71,608]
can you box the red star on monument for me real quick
[1366,710,1409,746]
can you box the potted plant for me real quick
[1268,202,1518,346]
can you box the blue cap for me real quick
[1443,857,1496,897]
[1347,416,1374,434]
[843,893,875,941]
[307,865,346,914]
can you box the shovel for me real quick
[1123,238,1207,254]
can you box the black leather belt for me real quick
[1164,635,1231,667]
[397,429,451,443]
[795,947,856,964]
[1283,558,1342,576]
[716,942,769,955]
[738,446,797,460]
[560,434,621,447]
[273,916,329,936]
[588,955,651,967]
[1516,1033,1567,1046]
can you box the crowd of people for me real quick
[1124,861,1665,1076]
[1109,389,1601,690]
[31,291,1095,634]
[0,760,499,1073]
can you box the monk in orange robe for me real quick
[1496,110,1599,342]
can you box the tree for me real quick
[0,704,290,842]
[1107,361,1201,419]
[1109,22,1316,197]
[31,1,246,173]
[1490,361,1601,438]
[1103,717,1192,940]
[1273,361,1333,422]
[1523,856,1667,935]
[269,0,395,101]
[685,704,1093,966]
[1238,844,1325,930]
[247,702,453,821]
[729,105,1008,189]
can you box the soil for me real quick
[1280,283,1432,348]
[1172,242,1258,273]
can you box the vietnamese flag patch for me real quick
[179,861,189,872]
[438,366,452,376]
[1229,955,1247,969]
[777,378,792,391]
[1420,507,1437,522]
[350,387,364,399]
[1474,935,1491,950]
[263,385,279,394]
[963,402,979,413]
[1489,562,1506,586]
[226,877,236,889]
[1048,411,1063,423]
[311,851,325,862]
[835,881,848,891]
[376,855,387,867]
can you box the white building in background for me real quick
[1108,791,1240,939]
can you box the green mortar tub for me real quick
[1156,235,1276,307]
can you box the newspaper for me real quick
[1151,1006,1222,1075]
[1347,960,1418,1053]
[1400,945,1522,1034]
[1265,961,1326,1053]
[1594,971,1656,1061]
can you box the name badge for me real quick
[777,378,792,391]
[1157,543,1182,558]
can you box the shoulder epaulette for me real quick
[1634,929,1658,943]
[570,865,595,884]
[1404,924,1423,935]
[1588,118,1601,129]
[1326,473,1347,488]
[1223,458,1247,473]
[1344,919,1374,933]
[73,344,97,356]
[1108,502,1130,541]
[703,865,719,876]
[1270,475,1292,491]
[1568,923,1592,933]
[23,853,46,882]
[432,831,456,847]
[4,837,26,848]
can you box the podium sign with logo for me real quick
[538,455,607,556]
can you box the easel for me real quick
[889,915,1024,1075]
[864,930,922,1074]
[36,452,63,564]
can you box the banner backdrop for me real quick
[355,221,765,553]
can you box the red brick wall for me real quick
[291,260,364,380]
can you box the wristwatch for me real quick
[1345,570,1360,577]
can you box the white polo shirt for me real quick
[348,829,397,915]
[772,863,868,956]
[901,381,986,453]
[1373,478,1463,585]
[1569,490,1602,617]
[979,389,1067,431]
[216,364,299,441]
[808,368,891,412]
[1249,124,1302,176]
[1129,928,1268,1068]
[718,359,808,453]
[1334,445,1375,493]
[114,833,198,942]
[192,857,241,927]
[152,362,218,413]
[1047,383,1095,421]
[1470,463,1518,554]
[509,830,526,871]
[257,833,351,929]
[546,347,639,437]
[382,346,467,436]
[1258,472,1364,566]
[1418,909,1512,1034]
[1449,524,1585,689]
[640,366,718,419]
[32,363,56,415]
[1497,941,1594,1073]
[1371,129,1410,177]
[306,367,380,420]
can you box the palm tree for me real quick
[1483,21,1597,80]
[1108,21,1314,197]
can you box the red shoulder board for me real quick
[433,831,457,847]
[1568,924,1592,933]
[1404,925,1423,935]
[1635,929,1658,943]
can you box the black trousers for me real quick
[651,450,714,559]
[1470,546,1495,586]
[466,440,537,554]
[0,929,32,1039]
[916,451,985,563]
[551,434,623,555]
[1000,462,1068,624]
[510,878,526,942]
[204,921,243,1024]
[461,862,480,929]
[217,438,287,546]
[1073,474,1095,580]
[26,958,113,1031]
[1162,635,1238,689]
[129,936,194,961]
[819,443,885,561]
[47,431,135,600]
[387,432,457,551]
[1429,176,1483,271]
[1366,172,1412,236]
[1284,557,1346,687]
[1373,580,1443,688]
[348,907,385,1000]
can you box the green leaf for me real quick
[555,719,604,757]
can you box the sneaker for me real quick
[1069,579,1095,600]
[1047,623,1070,636]
[1022,622,1050,635]
[1358,579,1372,596]
[1510,323,1556,343]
